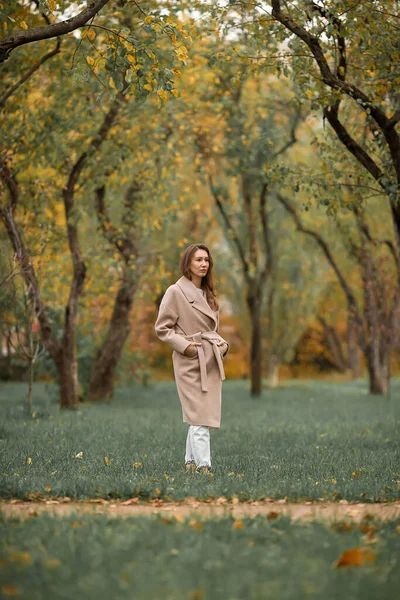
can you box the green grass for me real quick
[0,379,399,502]
[1,512,399,599]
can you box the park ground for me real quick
[1,379,399,598]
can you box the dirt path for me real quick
[1,499,400,522]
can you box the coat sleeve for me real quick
[155,287,192,354]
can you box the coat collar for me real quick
[176,276,217,324]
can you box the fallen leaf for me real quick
[189,519,204,532]
[216,496,227,505]
[232,520,244,529]
[174,514,185,523]
[104,457,111,466]
[333,521,353,533]
[2,585,21,596]
[44,487,52,493]
[120,497,139,506]
[335,547,376,568]
[189,589,205,599]
[26,458,32,465]
[267,511,279,520]
[132,462,142,468]
[358,524,377,539]
[75,452,83,459]
[162,517,173,525]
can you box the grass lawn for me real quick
[0,379,399,502]
[1,512,399,599]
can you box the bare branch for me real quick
[208,174,250,280]
[276,192,363,326]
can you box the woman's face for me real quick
[190,249,210,279]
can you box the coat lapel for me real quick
[176,276,217,325]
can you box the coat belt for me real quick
[185,331,226,392]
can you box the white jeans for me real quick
[185,425,211,468]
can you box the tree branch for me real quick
[0,166,61,361]
[94,178,140,264]
[208,174,250,280]
[0,0,110,62]
[0,39,61,110]
[276,192,363,326]
[271,0,394,132]
[259,182,273,284]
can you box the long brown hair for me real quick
[180,244,219,311]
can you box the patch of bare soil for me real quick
[1,498,400,522]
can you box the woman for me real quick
[155,244,229,474]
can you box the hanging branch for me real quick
[276,192,363,328]
[0,39,61,109]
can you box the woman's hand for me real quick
[184,344,198,358]
[217,342,229,357]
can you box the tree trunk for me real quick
[247,296,262,396]
[366,347,389,394]
[267,354,280,388]
[88,274,137,402]
[55,349,80,409]
[347,315,362,378]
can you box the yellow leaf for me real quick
[132,462,142,468]
[26,457,32,465]
[174,513,185,523]
[2,586,21,597]
[306,90,313,99]
[20,21,28,30]
[335,547,376,568]
[144,16,154,24]
[44,486,52,492]
[48,0,56,10]
[127,54,135,63]
[143,83,153,92]
[10,552,32,565]
[171,89,179,98]
[233,520,244,529]
[109,77,116,89]
[87,29,96,41]
[189,519,204,532]
[157,89,168,102]
[104,456,111,465]
[352,470,361,479]
[86,56,94,66]
[42,558,61,568]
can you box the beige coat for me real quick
[155,276,229,428]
